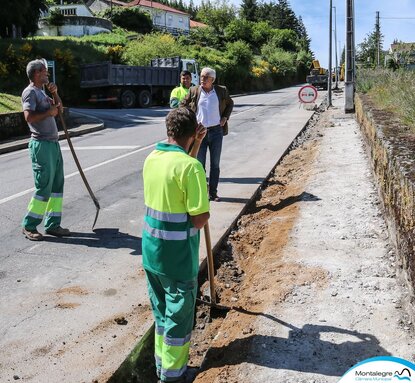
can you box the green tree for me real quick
[257,0,298,31]
[224,19,253,43]
[186,26,222,49]
[296,17,311,51]
[251,21,273,48]
[356,21,384,67]
[0,0,48,37]
[123,33,185,65]
[240,0,259,22]
[267,29,298,52]
[102,6,153,34]
[196,0,236,34]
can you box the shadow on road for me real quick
[216,197,250,204]
[44,228,141,255]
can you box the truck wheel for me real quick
[121,89,136,108]
[138,90,152,108]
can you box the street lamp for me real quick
[328,0,333,107]
[333,5,339,89]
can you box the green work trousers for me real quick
[145,270,197,382]
[22,140,64,231]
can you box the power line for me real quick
[380,17,415,20]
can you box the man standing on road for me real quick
[142,107,210,383]
[21,59,71,241]
[181,67,233,202]
[170,70,192,108]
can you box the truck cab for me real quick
[181,59,200,86]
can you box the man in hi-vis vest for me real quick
[142,107,209,383]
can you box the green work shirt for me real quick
[170,85,190,108]
[142,142,209,280]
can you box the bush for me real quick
[123,33,184,65]
[102,6,152,34]
[47,10,65,27]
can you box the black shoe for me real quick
[209,194,220,202]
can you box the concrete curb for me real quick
[0,110,105,155]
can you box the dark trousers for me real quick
[197,125,223,197]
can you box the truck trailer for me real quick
[80,57,199,108]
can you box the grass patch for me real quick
[0,93,21,113]
[356,68,415,132]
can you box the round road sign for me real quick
[298,85,318,103]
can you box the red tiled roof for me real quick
[111,0,189,16]
[190,20,208,28]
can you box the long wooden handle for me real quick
[204,222,216,304]
[58,110,101,229]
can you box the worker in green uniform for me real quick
[21,59,71,240]
[142,107,210,383]
[170,70,192,108]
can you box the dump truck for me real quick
[306,60,328,90]
[80,57,199,108]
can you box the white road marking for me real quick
[0,140,165,206]
[60,146,141,150]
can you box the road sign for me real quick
[46,60,56,84]
[298,85,318,103]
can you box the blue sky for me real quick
[192,0,415,69]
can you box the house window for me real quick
[154,15,162,25]
[60,8,76,16]
[167,15,173,26]
[178,17,183,23]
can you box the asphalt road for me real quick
[0,85,323,382]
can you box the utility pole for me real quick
[328,0,333,107]
[333,5,339,89]
[376,11,380,67]
[345,0,355,113]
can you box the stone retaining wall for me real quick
[0,109,70,141]
[0,112,28,140]
[355,93,415,302]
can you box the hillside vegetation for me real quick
[0,1,313,109]
[356,68,415,132]
[0,93,20,113]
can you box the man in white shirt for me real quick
[181,67,233,201]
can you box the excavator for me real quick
[306,60,328,90]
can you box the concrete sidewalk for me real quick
[0,110,104,154]
[193,89,415,383]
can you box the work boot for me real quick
[45,226,71,237]
[22,227,44,241]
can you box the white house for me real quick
[37,3,112,37]
[87,0,191,35]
